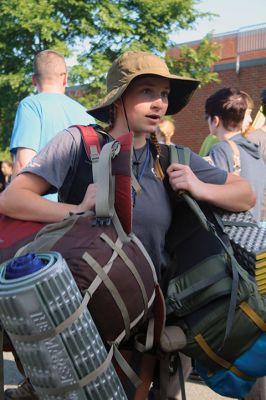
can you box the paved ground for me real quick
[3,352,237,400]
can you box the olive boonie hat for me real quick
[87,51,200,123]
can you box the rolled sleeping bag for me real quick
[0,252,127,400]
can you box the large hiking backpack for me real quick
[163,145,266,398]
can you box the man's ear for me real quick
[32,75,37,86]
[63,72,68,87]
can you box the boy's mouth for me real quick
[146,114,161,121]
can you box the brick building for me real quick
[168,23,266,152]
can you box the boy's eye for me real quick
[143,88,151,94]
[162,91,169,98]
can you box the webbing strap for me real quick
[95,140,120,219]
[9,292,91,343]
[240,301,266,331]
[100,232,149,320]
[195,334,253,381]
[90,144,99,182]
[223,258,239,342]
[113,345,142,388]
[177,353,187,400]
[172,270,228,304]
[82,251,131,339]
[131,173,141,195]
[86,239,121,298]
[226,139,241,176]
[79,125,101,159]
[35,345,114,396]
[0,324,4,400]
[170,145,191,166]
[222,220,258,228]
[134,318,155,353]
[112,211,130,243]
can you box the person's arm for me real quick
[0,172,97,222]
[167,162,256,212]
[12,148,37,178]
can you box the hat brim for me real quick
[87,73,200,123]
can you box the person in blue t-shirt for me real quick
[10,49,95,200]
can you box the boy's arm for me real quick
[0,173,96,222]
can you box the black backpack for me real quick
[159,144,266,398]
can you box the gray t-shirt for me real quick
[208,134,266,221]
[248,128,266,164]
[22,127,227,278]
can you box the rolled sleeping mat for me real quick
[0,252,127,400]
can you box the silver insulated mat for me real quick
[0,252,127,400]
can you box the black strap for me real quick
[177,353,187,400]
[0,324,4,400]
[222,220,258,228]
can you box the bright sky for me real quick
[172,0,266,44]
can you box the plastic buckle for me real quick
[90,145,99,164]
[96,217,112,226]
[90,152,99,164]
[111,141,121,158]
[168,296,183,311]
[207,220,216,234]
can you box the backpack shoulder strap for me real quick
[225,139,241,176]
[169,145,191,166]
[160,145,192,209]
[74,124,110,182]
[159,144,191,176]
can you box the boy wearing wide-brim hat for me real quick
[1,51,255,400]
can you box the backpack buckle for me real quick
[207,220,216,234]
[167,296,183,312]
[96,217,112,226]
[90,145,100,164]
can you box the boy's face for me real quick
[242,108,253,133]
[121,76,170,136]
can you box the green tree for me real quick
[0,0,217,151]
[166,35,221,85]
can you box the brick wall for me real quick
[172,61,266,153]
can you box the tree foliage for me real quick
[0,0,218,151]
[166,35,221,85]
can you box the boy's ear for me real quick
[213,115,220,127]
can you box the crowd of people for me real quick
[0,48,265,400]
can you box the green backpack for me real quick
[161,145,266,397]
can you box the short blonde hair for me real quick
[33,50,66,84]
